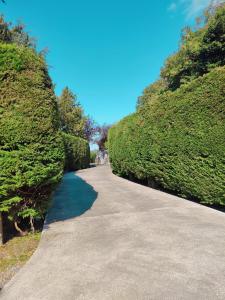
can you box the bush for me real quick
[0,43,65,233]
[108,67,225,205]
[62,132,90,171]
[90,150,97,163]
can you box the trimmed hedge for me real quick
[0,43,65,230]
[62,132,90,171]
[108,67,225,205]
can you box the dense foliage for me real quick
[58,87,97,144]
[0,42,65,233]
[0,16,35,48]
[161,3,225,91]
[109,4,225,206]
[90,150,97,163]
[58,87,86,138]
[62,133,90,171]
[109,67,225,205]
[0,15,91,237]
[138,4,225,109]
[57,87,90,170]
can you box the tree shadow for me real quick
[45,172,98,225]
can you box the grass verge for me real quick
[0,232,41,289]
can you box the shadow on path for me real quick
[46,172,98,225]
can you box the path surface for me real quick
[1,166,225,300]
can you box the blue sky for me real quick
[0,0,216,125]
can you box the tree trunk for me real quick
[30,216,35,233]
[14,221,26,236]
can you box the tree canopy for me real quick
[0,16,35,48]
[161,3,225,91]
[137,3,225,109]
[58,87,86,138]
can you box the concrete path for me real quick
[1,166,225,300]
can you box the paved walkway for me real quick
[1,166,225,300]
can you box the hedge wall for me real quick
[0,43,65,231]
[62,132,90,171]
[108,67,225,205]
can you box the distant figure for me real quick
[95,150,109,165]
[103,150,109,164]
[95,153,101,165]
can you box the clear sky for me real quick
[0,0,214,125]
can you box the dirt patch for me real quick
[0,232,41,289]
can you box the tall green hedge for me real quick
[0,43,65,232]
[109,67,225,205]
[62,132,90,171]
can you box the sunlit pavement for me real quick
[1,165,225,300]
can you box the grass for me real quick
[0,232,41,288]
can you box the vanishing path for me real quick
[1,166,225,300]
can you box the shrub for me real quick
[62,132,90,171]
[108,67,225,205]
[0,43,65,233]
[90,150,97,163]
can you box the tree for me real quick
[11,23,36,48]
[58,87,86,138]
[160,3,225,91]
[94,124,111,151]
[0,16,11,42]
[83,116,97,142]
[0,16,35,47]
[137,79,167,109]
